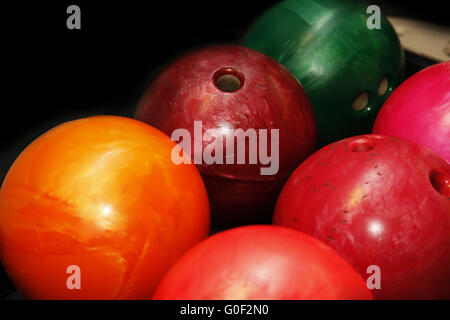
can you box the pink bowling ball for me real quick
[373,61,450,162]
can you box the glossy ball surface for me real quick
[136,45,317,227]
[244,0,405,146]
[373,61,450,162]
[273,134,450,299]
[153,225,372,300]
[0,116,210,299]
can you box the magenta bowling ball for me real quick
[373,61,450,162]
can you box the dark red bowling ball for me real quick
[135,45,317,227]
[373,61,450,162]
[273,134,450,299]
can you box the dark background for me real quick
[1,0,448,298]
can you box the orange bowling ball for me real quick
[0,116,210,299]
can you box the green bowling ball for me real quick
[244,0,404,146]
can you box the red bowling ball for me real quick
[373,61,450,162]
[153,225,373,300]
[136,45,317,227]
[273,134,450,299]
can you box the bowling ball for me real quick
[153,225,373,300]
[373,61,450,162]
[135,45,317,227]
[0,116,210,299]
[273,134,450,299]
[244,0,405,146]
